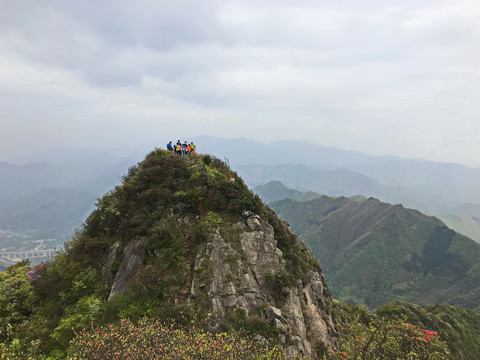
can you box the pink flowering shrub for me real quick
[68,317,288,360]
[67,316,449,360]
[322,318,448,360]
[27,262,45,282]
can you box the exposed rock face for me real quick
[108,237,148,300]
[196,212,336,356]
[102,241,120,284]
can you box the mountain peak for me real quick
[33,150,339,356]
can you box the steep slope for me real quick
[18,150,339,356]
[253,179,480,247]
[271,196,480,311]
[436,213,480,243]
[436,203,480,242]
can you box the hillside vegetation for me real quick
[0,150,335,357]
[271,196,480,311]
[376,301,480,360]
[436,213,480,243]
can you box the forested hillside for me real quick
[271,196,480,311]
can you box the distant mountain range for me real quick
[196,136,480,204]
[202,136,480,242]
[3,136,480,246]
[0,153,136,201]
[246,164,480,217]
[238,165,380,197]
[0,187,96,234]
[0,154,137,250]
[196,136,480,187]
[262,183,480,311]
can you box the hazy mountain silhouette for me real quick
[253,181,320,203]
[4,136,480,248]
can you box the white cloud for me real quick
[0,0,480,166]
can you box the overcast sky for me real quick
[1,0,479,166]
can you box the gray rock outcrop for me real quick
[108,237,148,300]
[194,212,337,356]
[104,212,337,356]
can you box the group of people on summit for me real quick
[166,140,197,156]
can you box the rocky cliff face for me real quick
[201,211,336,355]
[105,209,337,355]
[64,150,338,356]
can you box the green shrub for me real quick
[322,316,449,360]
[103,294,164,324]
[51,295,105,348]
[121,164,140,183]
[0,338,42,360]
[376,301,480,360]
[202,154,212,165]
[204,211,223,228]
[0,261,36,342]
[236,193,263,214]
[68,267,98,301]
